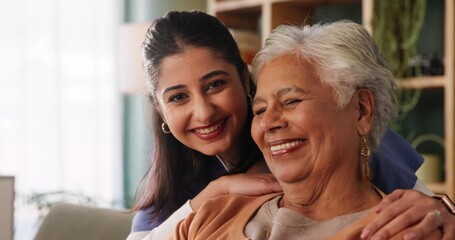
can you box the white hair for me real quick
[252,20,397,150]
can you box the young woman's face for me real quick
[251,54,361,184]
[155,47,248,157]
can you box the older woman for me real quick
[170,21,442,239]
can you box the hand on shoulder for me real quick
[361,189,453,240]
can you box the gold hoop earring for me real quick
[161,123,171,134]
[360,135,372,181]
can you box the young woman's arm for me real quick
[364,129,454,239]
[126,172,281,240]
[126,201,193,240]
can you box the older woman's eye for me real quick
[253,107,266,117]
[284,98,302,107]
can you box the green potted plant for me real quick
[372,0,426,137]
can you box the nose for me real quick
[259,107,287,132]
[193,95,216,123]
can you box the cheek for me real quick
[295,103,339,131]
[251,118,271,159]
[222,89,249,128]
[226,89,248,112]
[232,101,247,120]
[304,110,356,154]
[250,118,262,146]
[162,108,186,132]
[291,108,321,131]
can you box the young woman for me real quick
[127,10,455,240]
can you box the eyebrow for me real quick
[161,70,231,96]
[202,70,230,80]
[277,87,300,96]
[252,86,303,106]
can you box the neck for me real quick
[215,154,234,171]
[280,170,381,221]
[216,136,245,169]
[217,151,239,166]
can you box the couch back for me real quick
[34,202,134,240]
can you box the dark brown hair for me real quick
[132,10,261,223]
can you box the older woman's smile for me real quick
[269,139,305,157]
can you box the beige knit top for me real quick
[245,196,371,239]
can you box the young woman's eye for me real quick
[168,93,188,103]
[207,80,226,90]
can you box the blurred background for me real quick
[0,0,206,239]
[0,0,448,239]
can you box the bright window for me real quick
[0,0,122,238]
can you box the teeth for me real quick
[195,123,222,135]
[270,140,303,152]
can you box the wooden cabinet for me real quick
[208,0,362,43]
[386,0,454,199]
[208,0,455,198]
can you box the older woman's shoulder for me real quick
[172,193,281,240]
[198,192,281,219]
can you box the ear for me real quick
[355,89,374,135]
[151,98,166,124]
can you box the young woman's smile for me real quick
[190,118,226,140]
[155,47,248,158]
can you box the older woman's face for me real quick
[251,54,361,184]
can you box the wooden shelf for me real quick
[213,0,360,10]
[426,182,448,195]
[211,0,262,12]
[399,76,445,89]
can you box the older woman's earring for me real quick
[161,123,171,134]
[360,135,372,181]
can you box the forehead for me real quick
[157,47,238,88]
[256,54,320,92]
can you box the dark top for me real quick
[131,129,423,232]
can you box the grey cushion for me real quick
[34,202,133,240]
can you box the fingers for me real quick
[361,190,410,239]
[363,207,419,239]
[361,189,437,240]
[373,189,406,214]
[244,173,281,193]
[399,210,443,240]
[395,198,455,240]
[255,173,283,194]
[441,213,455,240]
[223,173,282,196]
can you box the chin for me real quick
[200,146,228,157]
[274,168,308,183]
